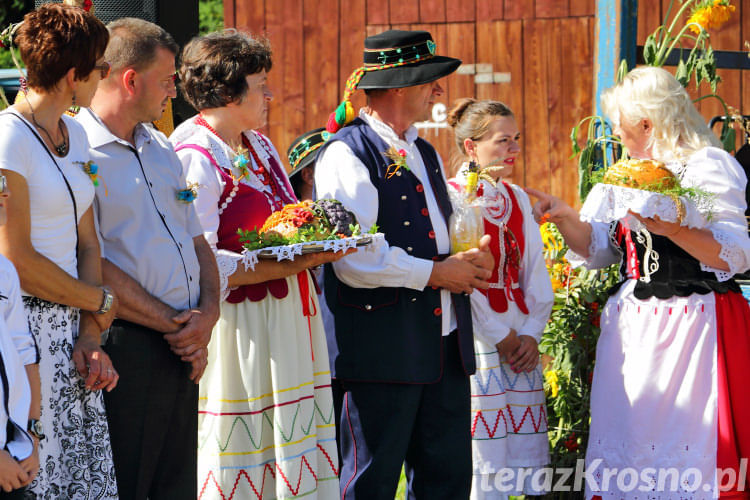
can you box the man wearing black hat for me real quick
[287,127,330,201]
[315,30,494,499]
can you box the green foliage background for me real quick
[199,0,224,34]
[0,0,26,69]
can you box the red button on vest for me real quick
[416,184,424,192]
[431,286,438,290]
[433,307,442,316]
[428,230,436,239]
[421,208,429,216]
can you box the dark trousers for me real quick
[0,487,24,499]
[338,331,472,500]
[103,320,198,500]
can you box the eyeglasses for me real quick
[0,174,7,194]
[94,61,111,79]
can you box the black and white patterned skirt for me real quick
[22,297,118,500]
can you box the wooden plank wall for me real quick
[224,0,746,206]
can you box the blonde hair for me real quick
[601,66,720,160]
[447,98,514,156]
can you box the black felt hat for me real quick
[326,29,461,132]
[287,127,331,177]
[357,30,461,89]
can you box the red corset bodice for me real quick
[177,130,298,303]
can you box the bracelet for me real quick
[96,286,114,314]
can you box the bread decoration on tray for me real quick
[578,157,716,226]
[602,158,678,192]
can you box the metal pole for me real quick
[593,0,638,116]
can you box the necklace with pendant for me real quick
[22,92,69,156]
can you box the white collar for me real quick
[359,109,419,145]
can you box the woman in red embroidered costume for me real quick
[447,99,554,499]
[527,66,750,499]
[170,32,346,500]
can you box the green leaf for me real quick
[570,123,581,157]
[616,59,629,83]
[675,58,689,87]
[643,34,658,65]
[721,125,736,153]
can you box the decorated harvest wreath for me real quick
[239,199,368,250]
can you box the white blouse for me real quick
[0,111,95,285]
[450,167,554,346]
[170,118,294,299]
[571,147,750,279]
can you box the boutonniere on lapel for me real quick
[231,146,251,180]
[382,146,410,179]
[177,182,200,203]
[76,160,100,187]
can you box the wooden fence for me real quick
[223,0,748,207]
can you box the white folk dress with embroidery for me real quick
[568,147,750,499]
[170,120,339,500]
[450,166,554,499]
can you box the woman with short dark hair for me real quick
[170,31,343,499]
[0,4,119,498]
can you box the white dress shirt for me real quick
[76,108,204,312]
[315,110,456,335]
[0,255,37,460]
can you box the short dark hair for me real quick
[15,3,109,92]
[105,17,178,73]
[179,30,272,111]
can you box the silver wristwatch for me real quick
[28,418,45,440]
[96,286,114,315]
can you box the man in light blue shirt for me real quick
[77,18,219,500]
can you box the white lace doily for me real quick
[241,233,385,270]
[580,183,685,226]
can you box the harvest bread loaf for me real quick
[602,158,678,191]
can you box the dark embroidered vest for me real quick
[319,118,475,383]
[610,220,741,299]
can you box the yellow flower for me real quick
[540,222,562,252]
[688,0,735,34]
[545,370,559,398]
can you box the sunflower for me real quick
[687,0,735,34]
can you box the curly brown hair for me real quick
[15,3,109,92]
[178,30,272,111]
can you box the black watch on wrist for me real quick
[28,418,45,440]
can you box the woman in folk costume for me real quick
[446,99,553,499]
[170,32,345,499]
[527,66,750,498]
